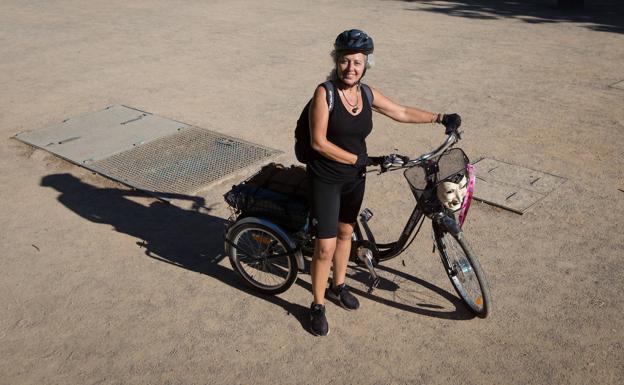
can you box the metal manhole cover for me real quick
[472,158,567,214]
[14,105,282,196]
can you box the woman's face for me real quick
[336,52,366,86]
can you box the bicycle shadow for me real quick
[40,173,310,328]
[345,264,477,320]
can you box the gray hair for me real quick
[326,52,375,81]
[330,50,375,68]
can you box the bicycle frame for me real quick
[349,157,467,294]
[353,203,425,262]
[351,132,468,266]
[352,185,463,261]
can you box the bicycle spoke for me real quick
[231,226,292,291]
[436,229,489,316]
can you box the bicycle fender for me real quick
[225,216,305,271]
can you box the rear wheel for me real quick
[226,223,298,295]
[434,227,491,317]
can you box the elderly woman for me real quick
[307,29,461,336]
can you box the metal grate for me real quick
[89,127,282,195]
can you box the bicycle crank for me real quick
[356,245,380,294]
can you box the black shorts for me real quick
[310,175,365,239]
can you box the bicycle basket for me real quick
[403,148,469,208]
[224,163,310,231]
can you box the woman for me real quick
[307,29,461,336]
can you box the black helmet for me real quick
[334,29,374,55]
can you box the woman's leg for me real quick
[309,177,341,305]
[332,177,365,287]
[332,222,355,286]
[311,237,337,305]
[327,220,360,310]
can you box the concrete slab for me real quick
[14,105,189,164]
[473,176,546,214]
[610,80,624,90]
[473,158,567,214]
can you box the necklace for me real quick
[340,84,360,113]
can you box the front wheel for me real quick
[434,227,491,317]
[226,222,298,295]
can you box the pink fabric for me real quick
[458,163,475,228]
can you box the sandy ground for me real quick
[1,1,623,384]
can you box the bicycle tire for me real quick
[433,226,491,317]
[226,222,298,295]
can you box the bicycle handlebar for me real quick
[407,131,459,165]
[379,131,459,171]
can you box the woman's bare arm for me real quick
[371,87,440,124]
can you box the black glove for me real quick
[355,154,384,168]
[369,156,385,166]
[440,113,461,135]
[367,154,410,173]
[383,154,410,168]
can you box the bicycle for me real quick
[223,128,491,318]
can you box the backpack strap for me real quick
[321,81,335,113]
[361,83,374,107]
[320,81,373,113]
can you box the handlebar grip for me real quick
[382,154,410,169]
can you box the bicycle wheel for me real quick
[227,222,298,295]
[434,227,491,317]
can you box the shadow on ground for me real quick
[40,173,311,327]
[347,264,476,320]
[40,173,476,329]
[395,0,624,33]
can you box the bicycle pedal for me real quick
[359,208,373,222]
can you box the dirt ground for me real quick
[1,1,623,384]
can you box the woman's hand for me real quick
[441,113,462,134]
[354,154,387,168]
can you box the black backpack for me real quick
[223,163,309,231]
[294,81,373,164]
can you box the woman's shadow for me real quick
[40,173,310,327]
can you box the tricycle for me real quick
[224,129,491,317]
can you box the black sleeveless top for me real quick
[307,84,373,183]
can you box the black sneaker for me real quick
[309,303,329,336]
[327,283,360,310]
